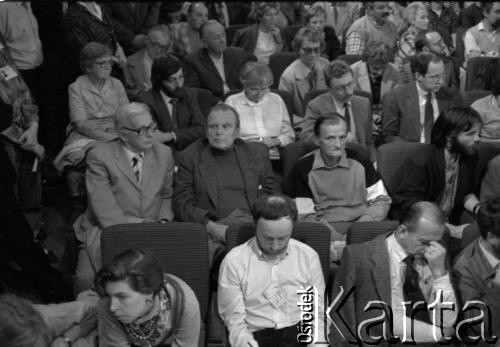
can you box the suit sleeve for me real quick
[174,91,206,150]
[300,100,320,142]
[382,89,402,143]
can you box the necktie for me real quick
[131,155,140,182]
[307,65,317,91]
[344,103,352,132]
[403,256,431,324]
[169,99,178,129]
[424,93,434,143]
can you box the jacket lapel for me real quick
[199,146,218,206]
[351,98,366,147]
[370,236,392,305]
[152,90,176,132]
[140,148,154,190]
[380,66,394,97]
[201,49,223,83]
[114,143,140,190]
[406,83,421,139]
[357,62,372,95]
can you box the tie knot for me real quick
[403,255,414,266]
[169,98,177,105]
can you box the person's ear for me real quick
[313,135,320,147]
[415,72,424,81]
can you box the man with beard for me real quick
[464,2,500,60]
[391,106,482,240]
[453,196,500,344]
[382,52,463,144]
[218,195,326,347]
[137,55,205,154]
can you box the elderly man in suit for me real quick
[300,59,375,160]
[137,55,205,154]
[173,103,282,267]
[124,24,172,100]
[382,52,462,144]
[73,102,175,293]
[184,20,250,99]
[331,201,458,345]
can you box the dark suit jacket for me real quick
[231,24,289,54]
[137,87,205,150]
[391,144,479,224]
[453,239,500,343]
[382,82,463,143]
[183,47,248,98]
[103,3,160,55]
[173,138,282,223]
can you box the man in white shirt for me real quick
[218,194,326,347]
[464,2,500,61]
[332,201,458,344]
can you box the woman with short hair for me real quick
[397,2,430,62]
[304,5,341,61]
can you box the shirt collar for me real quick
[249,237,290,263]
[296,59,315,79]
[386,232,409,264]
[312,148,350,170]
[242,92,268,106]
[81,75,112,94]
[160,90,173,103]
[208,51,224,63]
[479,238,500,270]
[331,93,352,112]
[478,20,499,34]
[122,144,144,162]
[415,81,434,98]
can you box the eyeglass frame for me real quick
[120,123,157,137]
[94,59,115,68]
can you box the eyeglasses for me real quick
[121,124,157,137]
[301,47,321,54]
[247,86,270,93]
[150,42,170,51]
[425,73,444,81]
[94,59,114,68]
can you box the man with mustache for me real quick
[391,106,482,240]
[464,2,500,60]
[137,55,205,155]
[345,2,398,56]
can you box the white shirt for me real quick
[464,20,500,57]
[122,145,144,183]
[331,95,357,143]
[208,52,230,95]
[416,82,439,143]
[254,30,276,65]
[386,234,458,343]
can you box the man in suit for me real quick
[104,2,161,56]
[184,20,250,99]
[331,201,458,345]
[453,196,500,344]
[300,59,375,160]
[382,52,462,144]
[124,24,172,100]
[173,103,282,267]
[73,102,175,293]
[137,55,205,154]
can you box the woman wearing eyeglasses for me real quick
[54,42,129,173]
[225,61,294,173]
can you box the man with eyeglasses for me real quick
[73,102,175,293]
[332,201,458,344]
[184,19,251,99]
[124,25,173,100]
[382,52,462,144]
[300,59,375,161]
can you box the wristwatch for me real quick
[61,335,72,346]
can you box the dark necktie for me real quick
[307,65,317,91]
[131,155,140,182]
[424,93,434,143]
[403,256,431,324]
[344,103,352,132]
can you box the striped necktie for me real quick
[132,155,141,182]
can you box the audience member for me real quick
[104,2,161,56]
[218,194,326,347]
[54,42,129,172]
[304,5,341,61]
[225,62,294,171]
[345,2,398,55]
[464,2,500,61]
[301,60,375,160]
[427,1,459,52]
[316,1,363,46]
[402,29,459,89]
[95,248,200,346]
[172,2,208,56]
[247,2,305,29]
[392,106,482,238]
[382,52,462,143]
[206,2,230,28]
[332,201,458,344]
[352,41,402,106]
[397,2,430,62]
[183,20,250,99]
[453,196,500,342]
[137,55,205,154]
[124,24,172,101]
[73,102,175,293]
[279,27,328,119]
[471,79,500,142]
[232,2,287,65]
[173,104,282,267]
[459,1,483,29]
[290,114,391,241]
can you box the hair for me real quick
[151,55,182,91]
[403,2,427,26]
[95,248,164,297]
[362,41,394,65]
[239,61,273,88]
[187,2,207,16]
[305,5,327,24]
[399,201,445,233]
[0,294,51,347]
[324,60,353,87]
[252,195,298,224]
[313,113,346,136]
[148,24,171,40]
[430,106,482,148]
[292,27,325,53]
[491,78,500,97]
[481,2,494,13]
[477,196,500,238]
[415,29,431,52]
[79,42,112,71]
[208,103,240,128]
[115,102,152,129]
[254,2,280,23]
[199,19,224,39]
[409,51,442,76]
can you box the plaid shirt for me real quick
[345,31,365,55]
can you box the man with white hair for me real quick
[73,102,175,294]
